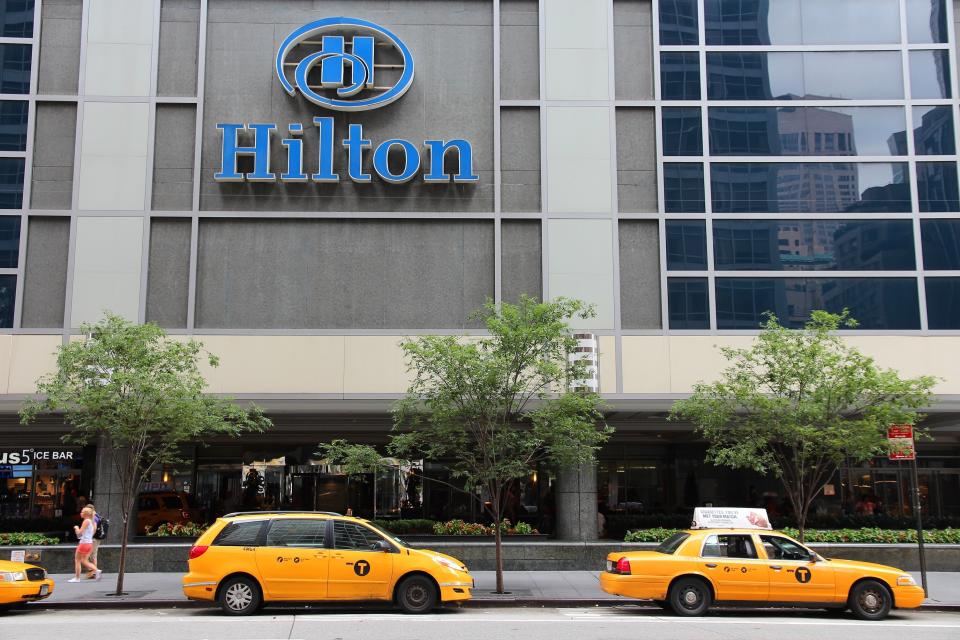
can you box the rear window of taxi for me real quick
[654,532,690,554]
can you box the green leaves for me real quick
[670,310,936,537]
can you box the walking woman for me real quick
[69,506,101,583]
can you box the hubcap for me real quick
[406,584,428,607]
[681,587,701,608]
[225,583,253,611]
[860,589,883,613]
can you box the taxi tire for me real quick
[668,577,712,617]
[396,575,438,614]
[217,575,262,616]
[848,580,892,621]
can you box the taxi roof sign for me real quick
[691,507,772,530]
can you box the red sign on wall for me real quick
[888,424,916,461]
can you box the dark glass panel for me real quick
[710,106,905,157]
[0,43,29,94]
[705,0,900,46]
[0,215,20,268]
[668,277,710,329]
[0,0,33,38]
[917,162,960,212]
[0,100,26,151]
[920,220,960,270]
[659,0,698,45]
[660,52,700,100]
[913,106,955,156]
[707,52,903,101]
[0,157,23,208]
[925,277,960,329]
[716,277,920,330]
[664,163,705,213]
[666,220,707,270]
[662,107,702,156]
[907,0,949,44]
[0,274,13,328]
[711,163,911,214]
[713,220,915,271]
[910,50,952,99]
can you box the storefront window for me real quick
[0,447,85,520]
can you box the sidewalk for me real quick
[29,571,960,610]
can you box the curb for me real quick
[26,599,960,612]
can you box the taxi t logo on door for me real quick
[354,560,371,576]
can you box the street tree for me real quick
[20,314,272,594]
[322,296,612,593]
[670,311,936,541]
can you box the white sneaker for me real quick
[67,578,81,583]
[94,570,102,581]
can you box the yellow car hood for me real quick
[820,557,907,575]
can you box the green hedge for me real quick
[0,532,61,546]
[371,519,438,535]
[624,527,960,544]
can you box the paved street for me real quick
[2,607,960,640]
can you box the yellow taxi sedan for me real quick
[600,509,924,620]
[0,559,54,611]
[182,511,473,615]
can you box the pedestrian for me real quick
[69,506,101,583]
[87,503,101,568]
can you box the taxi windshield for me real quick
[654,532,690,554]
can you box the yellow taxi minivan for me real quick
[182,511,473,615]
[0,558,54,612]
[600,508,925,620]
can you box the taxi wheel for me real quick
[669,577,712,616]
[848,580,892,621]
[218,576,262,616]
[396,575,438,614]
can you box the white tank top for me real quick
[79,519,95,543]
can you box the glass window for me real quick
[713,220,915,271]
[921,220,960,270]
[925,277,960,329]
[705,0,900,46]
[0,215,19,268]
[907,0,949,44]
[668,277,709,329]
[913,106,955,155]
[0,43,29,94]
[707,52,903,101]
[715,277,921,330]
[0,157,22,209]
[917,162,960,212]
[666,220,707,270]
[710,106,906,157]
[137,496,158,510]
[760,535,813,561]
[0,100,26,151]
[710,163,911,214]
[662,107,703,156]
[213,520,265,547]
[701,534,758,559]
[0,1,34,38]
[910,50,952,99]
[655,532,690,555]
[162,496,181,509]
[659,0,698,45]
[660,52,700,100]
[266,519,327,548]
[664,163,705,213]
[333,520,386,550]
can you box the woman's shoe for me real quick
[67,577,82,583]
[94,569,103,581]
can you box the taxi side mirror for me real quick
[370,540,392,553]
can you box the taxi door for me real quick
[699,533,768,601]
[759,534,836,603]
[254,519,330,600]
[327,520,394,599]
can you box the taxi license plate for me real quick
[39,585,48,596]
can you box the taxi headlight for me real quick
[897,575,917,586]
[0,571,26,582]
[432,556,465,572]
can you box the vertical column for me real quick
[542,0,616,540]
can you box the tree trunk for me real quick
[114,513,130,595]
[493,501,504,594]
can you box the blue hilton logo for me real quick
[214,17,478,185]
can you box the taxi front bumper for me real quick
[893,584,925,609]
[438,578,473,603]
[0,578,55,604]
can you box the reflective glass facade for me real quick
[657,0,960,331]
